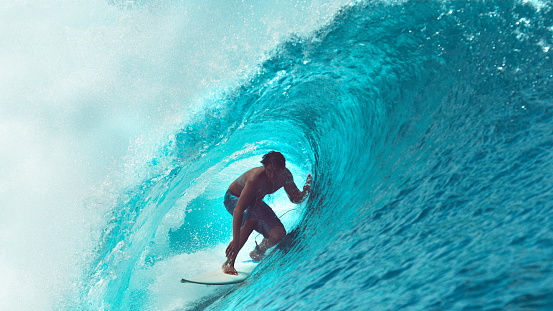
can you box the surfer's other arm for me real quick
[284,172,312,203]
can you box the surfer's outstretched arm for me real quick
[223,217,256,275]
[223,180,256,275]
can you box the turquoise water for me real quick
[2,0,553,310]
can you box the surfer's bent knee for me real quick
[244,217,258,228]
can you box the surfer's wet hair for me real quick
[261,151,286,168]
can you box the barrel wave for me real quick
[92,1,553,310]
[3,0,552,310]
[199,2,553,310]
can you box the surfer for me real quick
[222,151,312,275]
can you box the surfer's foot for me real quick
[249,244,265,262]
[222,260,237,275]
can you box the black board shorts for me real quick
[224,189,282,238]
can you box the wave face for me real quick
[3,0,552,310]
[196,1,553,310]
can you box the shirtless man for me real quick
[222,151,312,275]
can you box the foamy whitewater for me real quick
[1,0,553,310]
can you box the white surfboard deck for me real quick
[181,261,259,285]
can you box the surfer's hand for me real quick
[303,174,312,192]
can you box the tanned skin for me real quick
[222,164,312,275]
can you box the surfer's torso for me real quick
[228,166,292,202]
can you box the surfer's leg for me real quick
[223,191,257,274]
[249,200,285,261]
[239,217,257,249]
[258,225,286,253]
[250,225,286,261]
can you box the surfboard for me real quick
[180,261,258,285]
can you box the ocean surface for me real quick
[1,0,553,310]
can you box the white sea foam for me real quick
[0,0,348,309]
